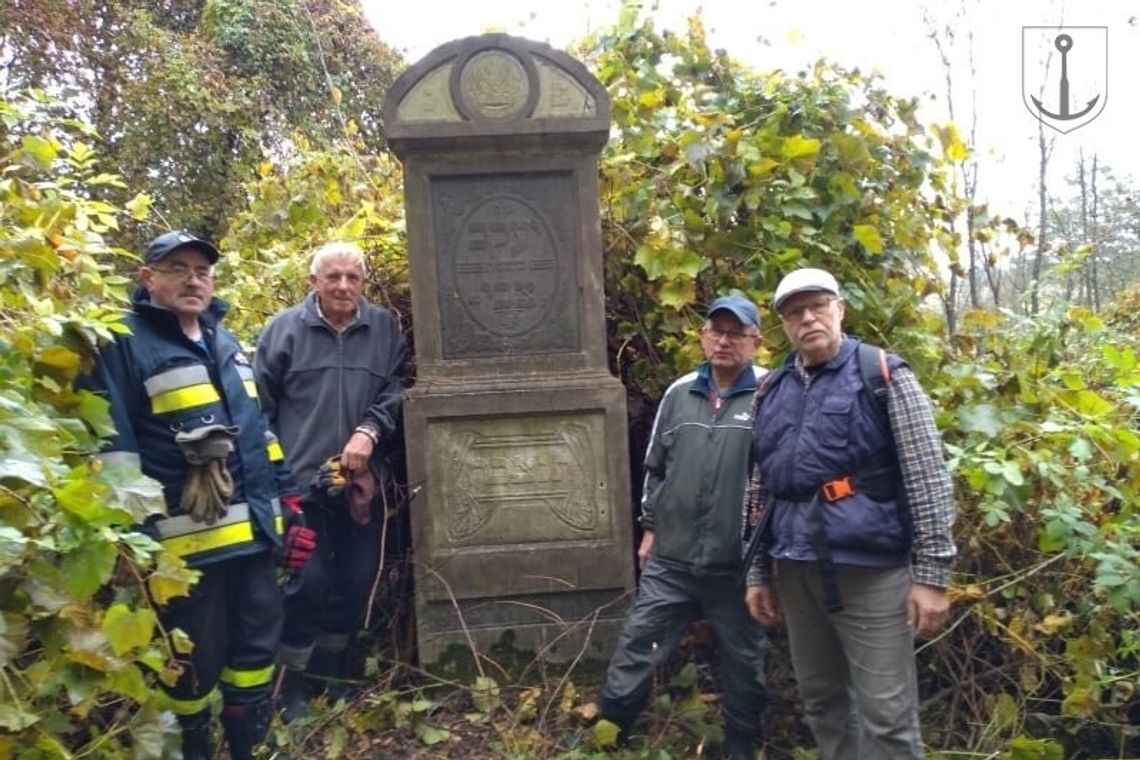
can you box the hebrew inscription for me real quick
[432,414,608,546]
[434,173,580,358]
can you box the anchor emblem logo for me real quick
[1022,26,1107,134]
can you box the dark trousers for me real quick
[279,500,381,665]
[598,557,769,737]
[160,550,283,713]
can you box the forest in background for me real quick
[1,1,1138,757]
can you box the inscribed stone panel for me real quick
[433,172,580,358]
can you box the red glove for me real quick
[277,495,316,570]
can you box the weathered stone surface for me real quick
[383,34,634,672]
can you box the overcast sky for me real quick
[362,0,1139,222]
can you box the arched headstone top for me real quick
[382,34,611,152]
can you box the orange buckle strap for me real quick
[821,477,855,502]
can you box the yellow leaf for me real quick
[781,135,820,160]
[170,627,195,655]
[330,85,342,106]
[515,687,540,723]
[37,345,81,377]
[1034,612,1072,636]
[853,224,884,254]
[593,718,621,748]
[102,603,157,656]
[747,158,780,177]
[560,680,579,714]
[147,552,198,605]
[573,701,599,722]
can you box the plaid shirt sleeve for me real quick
[888,365,957,588]
[743,385,773,587]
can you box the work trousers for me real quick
[279,499,382,668]
[776,560,923,760]
[598,558,769,738]
[160,550,283,715]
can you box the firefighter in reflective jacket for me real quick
[80,232,316,760]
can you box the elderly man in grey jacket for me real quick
[255,241,406,720]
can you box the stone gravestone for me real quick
[382,34,635,672]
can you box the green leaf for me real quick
[0,455,47,487]
[75,390,116,439]
[60,539,117,600]
[0,613,29,668]
[0,528,28,575]
[0,704,40,731]
[413,722,450,745]
[634,243,665,280]
[1008,735,1064,760]
[1067,438,1092,461]
[20,134,59,167]
[1001,461,1024,487]
[107,663,151,703]
[470,675,500,713]
[958,404,1003,437]
[1075,389,1113,417]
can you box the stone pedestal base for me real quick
[405,371,634,673]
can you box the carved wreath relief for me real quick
[459,50,531,120]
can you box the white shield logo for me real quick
[1022,26,1107,134]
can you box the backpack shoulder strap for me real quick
[856,341,890,429]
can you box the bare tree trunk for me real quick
[1031,119,1050,315]
[1077,149,1089,305]
[925,1,982,326]
[1090,154,1100,309]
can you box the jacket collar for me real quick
[788,336,857,372]
[132,285,228,333]
[300,290,366,330]
[693,362,760,397]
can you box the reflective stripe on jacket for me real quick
[84,289,297,566]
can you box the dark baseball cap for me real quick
[144,231,220,265]
[708,292,761,328]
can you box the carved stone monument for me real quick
[382,35,635,671]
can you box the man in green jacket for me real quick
[597,293,769,759]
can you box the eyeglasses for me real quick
[152,263,214,281]
[778,297,836,322]
[701,326,759,342]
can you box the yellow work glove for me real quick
[312,456,348,501]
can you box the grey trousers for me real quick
[597,558,768,737]
[776,561,923,760]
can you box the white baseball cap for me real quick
[773,268,840,312]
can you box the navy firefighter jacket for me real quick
[752,338,910,568]
[82,289,297,567]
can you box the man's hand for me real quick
[636,530,654,569]
[745,584,783,628]
[907,583,950,639]
[277,495,316,571]
[340,430,375,474]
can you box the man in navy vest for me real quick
[599,293,769,759]
[743,268,955,759]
